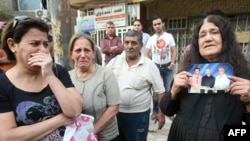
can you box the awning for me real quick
[69,0,154,9]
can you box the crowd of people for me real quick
[0,8,250,141]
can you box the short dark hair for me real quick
[151,15,163,22]
[106,21,115,25]
[132,19,142,25]
[194,67,200,70]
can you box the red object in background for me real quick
[0,49,16,71]
[0,21,7,29]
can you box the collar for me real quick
[121,52,144,66]
[104,34,118,39]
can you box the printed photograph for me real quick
[188,63,234,94]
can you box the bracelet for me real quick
[171,62,175,66]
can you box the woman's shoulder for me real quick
[0,73,12,89]
[96,64,113,74]
[54,63,65,70]
[68,67,76,75]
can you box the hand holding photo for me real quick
[188,63,234,94]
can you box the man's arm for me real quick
[144,48,151,58]
[171,46,177,65]
[168,46,177,70]
[144,36,152,58]
[156,92,166,129]
[100,39,111,55]
[113,37,123,55]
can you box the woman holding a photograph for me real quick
[160,15,250,141]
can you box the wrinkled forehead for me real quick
[199,22,219,34]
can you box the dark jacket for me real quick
[160,73,250,141]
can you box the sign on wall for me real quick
[94,3,126,29]
[77,16,95,32]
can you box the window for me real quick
[168,18,187,30]
[87,8,94,16]
[127,3,139,26]
[18,0,42,11]
[79,8,94,17]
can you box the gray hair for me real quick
[124,30,143,45]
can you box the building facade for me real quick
[4,0,250,67]
[70,0,250,65]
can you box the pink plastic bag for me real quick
[63,114,97,141]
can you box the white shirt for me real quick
[146,32,176,64]
[106,52,165,113]
[214,74,231,90]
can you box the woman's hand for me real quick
[28,52,53,77]
[170,71,192,99]
[55,113,74,126]
[228,76,250,103]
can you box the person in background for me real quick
[68,33,121,141]
[94,46,103,66]
[0,16,83,140]
[160,15,250,141]
[145,15,177,121]
[107,30,165,141]
[84,31,103,66]
[203,8,227,20]
[132,19,150,54]
[101,21,123,65]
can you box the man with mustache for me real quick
[106,30,166,141]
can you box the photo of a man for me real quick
[214,66,231,91]
[188,63,233,94]
[200,68,215,93]
[189,67,202,93]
